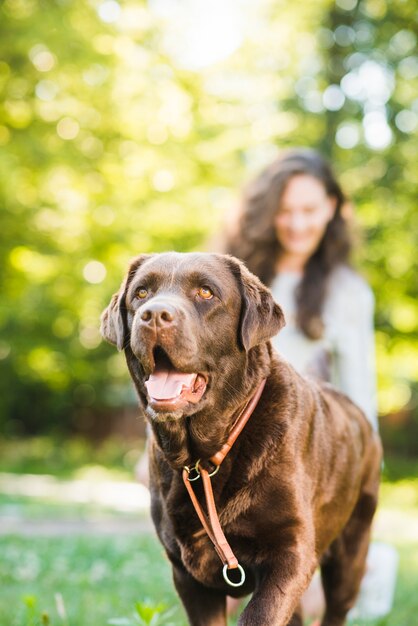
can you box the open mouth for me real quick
[144,346,207,411]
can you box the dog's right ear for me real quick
[100,254,152,351]
[100,288,126,351]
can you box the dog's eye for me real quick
[197,286,214,300]
[136,288,148,299]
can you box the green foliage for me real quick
[0,0,417,441]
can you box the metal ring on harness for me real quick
[222,563,246,587]
[183,462,201,482]
[196,459,220,478]
[184,460,220,481]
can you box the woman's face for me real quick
[275,174,336,261]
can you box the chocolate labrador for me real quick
[101,252,382,626]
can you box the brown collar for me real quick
[182,377,266,587]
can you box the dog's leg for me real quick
[172,563,227,626]
[320,490,378,626]
[237,550,316,626]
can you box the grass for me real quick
[1,530,417,626]
[1,436,417,625]
[0,534,181,626]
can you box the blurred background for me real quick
[0,0,417,623]
[1,0,417,450]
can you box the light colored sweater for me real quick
[270,266,378,431]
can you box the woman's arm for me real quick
[328,272,378,431]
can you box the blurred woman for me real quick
[223,148,378,430]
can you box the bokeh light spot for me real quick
[29,45,56,72]
[83,261,107,284]
[398,56,418,80]
[395,110,417,134]
[363,111,392,150]
[334,25,356,47]
[336,0,358,10]
[79,327,102,350]
[323,85,345,111]
[336,122,360,149]
[98,0,121,23]
[35,80,59,101]
[56,117,80,140]
[152,169,175,192]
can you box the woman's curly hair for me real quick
[223,149,352,339]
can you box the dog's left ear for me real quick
[224,255,285,351]
[100,254,152,351]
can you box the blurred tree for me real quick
[0,0,416,449]
[316,0,418,450]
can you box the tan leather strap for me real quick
[183,378,266,579]
[210,378,266,467]
[182,467,238,568]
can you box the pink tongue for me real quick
[145,369,197,400]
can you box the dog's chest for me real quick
[162,482,241,587]
[177,527,227,586]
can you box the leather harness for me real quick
[182,377,267,587]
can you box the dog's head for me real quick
[101,252,285,422]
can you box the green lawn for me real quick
[0,531,417,626]
[0,438,417,626]
[0,534,180,626]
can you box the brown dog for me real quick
[101,252,382,626]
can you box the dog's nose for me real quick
[140,301,176,327]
